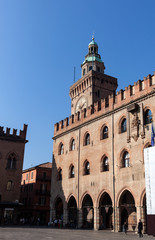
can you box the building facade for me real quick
[20,162,52,225]
[50,38,155,232]
[0,124,28,225]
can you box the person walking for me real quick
[124,222,128,234]
[138,219,143,237]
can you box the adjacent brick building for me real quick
[20,162,52,225]
[50,38,155,232]
[0,124,28,224]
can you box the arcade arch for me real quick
[82,194,94,229]
[55,197,63,221]
[67,196,77,228]
[98,192,113,229]
[118,190,137,231]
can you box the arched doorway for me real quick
[55,197,63,221]
[67,196,77,228]
[82,194,94,229]
[119,190,137,231]
[99,192,113,229]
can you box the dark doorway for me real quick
[67,196,77,228]
[121,208,128,226]
[119,190,136,231]
[99,192,113,229]
[55,197,63,220]
[82,194,94,229]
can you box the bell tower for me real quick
[69,37,118,115]
[81,36,105,76]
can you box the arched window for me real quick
[97,67,100,72]
[83,68,86,76]
[70,139,75,151]
[84,161,90,175]
[84,133,90,146]
[69,165,75,178]
[101,156,109,172]
[122,151,130,168]
[144,109,152,125]
[89,66,92,71]
[58,143,64,155]
[7,180,13,191]
[6,153,17,169]
[101,126,108,139]
[121,118,127,133]
[58,168,62,181]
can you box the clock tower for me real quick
[69,37,118,114]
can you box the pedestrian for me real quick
[37,217,40,226]
[138,219,143,237]
[123,222,128,234]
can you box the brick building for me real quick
[50,38,154,232]
[0,124,28,225]
[20,162,52,225]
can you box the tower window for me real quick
[121,118,127,133]
[144,109,152,125]
[58,143,64,155]
[83,69,86,76]
[7,180,13,191]
[89,66,92,71]
[6,153,17,169]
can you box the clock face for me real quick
[75,96,88,113]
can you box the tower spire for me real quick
[92,32,94,41]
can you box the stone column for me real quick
[94,207,99,230]
[112,207,116,232]
[77,208,83,228]
[50,208,56,222]
[141,206,147,233]
[136,206,141,221]
[115,207,120,232]
[136,205,146,233]
[63,208,68,227]
[136,206,142,232]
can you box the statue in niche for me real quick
[131,112,140,141]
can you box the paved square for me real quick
[0,228,154,240]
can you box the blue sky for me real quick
[0,0,155,170]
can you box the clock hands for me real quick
[80,102,85,109]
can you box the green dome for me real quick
[88,39,98,46]
[83,56,102,64]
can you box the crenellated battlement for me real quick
[0,124,28,142]
[54,72,155,137]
